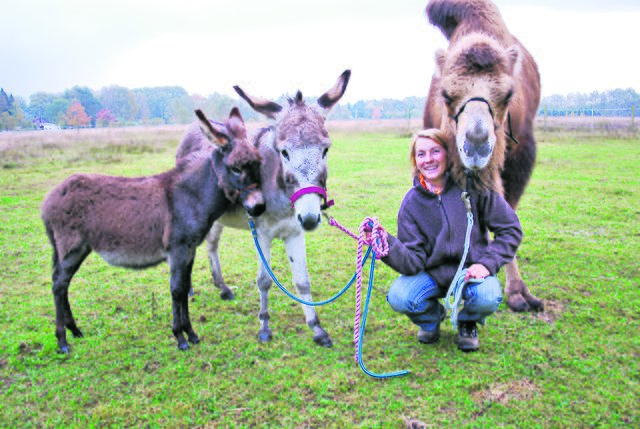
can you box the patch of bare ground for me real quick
[531,300,564,324]
[402,416,431,429]
[471,378,542,418]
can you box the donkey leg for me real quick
[505,257,544,312]
[255,234,274,343]
[206,222,235,300]
[284,233,332,347]
[52,246,91,353]
[170,253,199,350]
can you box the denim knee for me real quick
[463,276,503,316]
[387,272,439,315]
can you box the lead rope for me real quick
[443,191,475,328]
[328,215,408,379]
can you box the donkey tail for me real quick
[43,220,60,269]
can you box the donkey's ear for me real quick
[195,109,229,147]
[317,69,351,115]
[227,107,247,137]
[234,86,282,119]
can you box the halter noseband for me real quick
[450,97,519,145]
[290,186,334,211]
[451,97,494,124]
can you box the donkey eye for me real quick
[230,167,242,176]
[322,148,329,159]
[281,150,290,161]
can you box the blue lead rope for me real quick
[443,192,480,328]
[248,218,371,306]
[357,249,409,379]
[248,217,408,379]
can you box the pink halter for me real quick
[290,186,334,210]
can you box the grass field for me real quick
[0,121,638,428]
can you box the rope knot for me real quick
[359,217,388,259]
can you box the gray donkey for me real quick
[176,71,351,347]
[42,108,265,353]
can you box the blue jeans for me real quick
[386,271,503,331]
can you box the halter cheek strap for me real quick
[290,186,335,210]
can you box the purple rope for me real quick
[328,215,388,360]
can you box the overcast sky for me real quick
[2,0,638,103]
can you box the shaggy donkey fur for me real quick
[42,108,265,353]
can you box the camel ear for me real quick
[506,45,521,75]
[195,109,229,147]
[434,49,447,78]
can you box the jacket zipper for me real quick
[438,194,453,257]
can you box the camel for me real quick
[423,0,544,312]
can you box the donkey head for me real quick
[436,33,520,172]
[195,108,266,217]
[233,70,351,231]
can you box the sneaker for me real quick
[457,321,479,352]
[417,304,446,344]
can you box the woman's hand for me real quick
[465,264,490,281]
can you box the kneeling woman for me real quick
[377,129,522,352]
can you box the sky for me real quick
[2,0,639,104]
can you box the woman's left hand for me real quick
[465,264,490,281]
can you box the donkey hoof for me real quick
[178,342,190,351]
[506,293,530,312]
[58,345,70,354]
[258,330,272,343]
[219,289,235,301]
[71,328,83,338]
[189,335,200,345]
[313,333,333,348]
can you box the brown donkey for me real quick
[41,108,265,353]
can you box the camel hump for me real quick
[426,0,507,41]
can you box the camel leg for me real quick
[284,232,332,347]
[255,232,274,343]
[505,256,544,312]
[205,222,235,300]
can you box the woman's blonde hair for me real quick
[409,128,449,178]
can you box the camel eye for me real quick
[230,167,242,176]
[322,148,329,159]
[281,149,290,161]
[441,91,453,105]
[503,90,514,105]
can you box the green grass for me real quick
[0,125,638,428]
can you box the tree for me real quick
[65,100,91,128]
[45,98,70,126]
[64,86,101,127]
[95,108,117,127]
[0,89,10,113]
[98,85,139,123]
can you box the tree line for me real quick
[0,84,638,131]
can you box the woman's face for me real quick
[414,137,447,185]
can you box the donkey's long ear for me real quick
[317,69,351,115]
[234,86,282,120]
[195,109,229,147]
[227,107,247,137]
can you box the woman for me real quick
[376,129,522,352]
